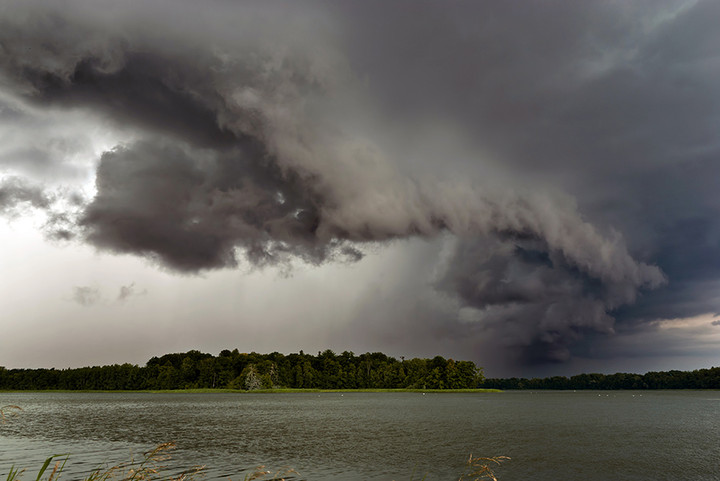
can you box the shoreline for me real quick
[0,387,502,394]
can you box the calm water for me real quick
[1,391,719,480]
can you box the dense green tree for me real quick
[8,347,718,391]
[157,362,180,390]
[480,367,720,390]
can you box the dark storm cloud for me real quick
[81,138,348,270]
[333,1,718,174]
[437,238,610,363]
[22,52,239,149]
[326,0,720,364]
[1,0,717,369]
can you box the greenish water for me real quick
[1,391,719,480]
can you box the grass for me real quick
[245,388,503,394]
[0,389,502,394]
[158,388,503,394]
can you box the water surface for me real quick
[1,391,719,480]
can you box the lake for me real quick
[1,391,719,480]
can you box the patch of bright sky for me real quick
[0,208,434,368]
[0,94,123,189]
[653,312,720,331]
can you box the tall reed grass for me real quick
[2,444,301,481]
[3,448,507,481]
[458,455,510,481]
[0,405,22,423]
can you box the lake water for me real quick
[1,391,719,480]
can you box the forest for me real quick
[2,349,719,391]
[0,349,482,391]
[481,367,720,390]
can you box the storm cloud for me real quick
[1,0,718,371]
[0,176,50,215]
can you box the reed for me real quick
[0,405,22,424]
[458,455,510,481]
[5,450,509,481]
[3,443,205,481]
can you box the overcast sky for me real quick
[1,0,720,377]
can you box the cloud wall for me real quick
[3,0,717,369]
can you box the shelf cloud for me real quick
[1,0,718,372]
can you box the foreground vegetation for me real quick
[1,438,296,481]
[3,444,508,481]
[0,350,483,391]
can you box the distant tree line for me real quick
[0,349,483,391]
[4,351,719,391]
[480,367,720,390]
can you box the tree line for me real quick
[480,367,720,390]
[4,350,718,391]
[0,349,483,391]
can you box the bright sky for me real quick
[2,0,720,377]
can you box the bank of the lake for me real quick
[2,388,502,394]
